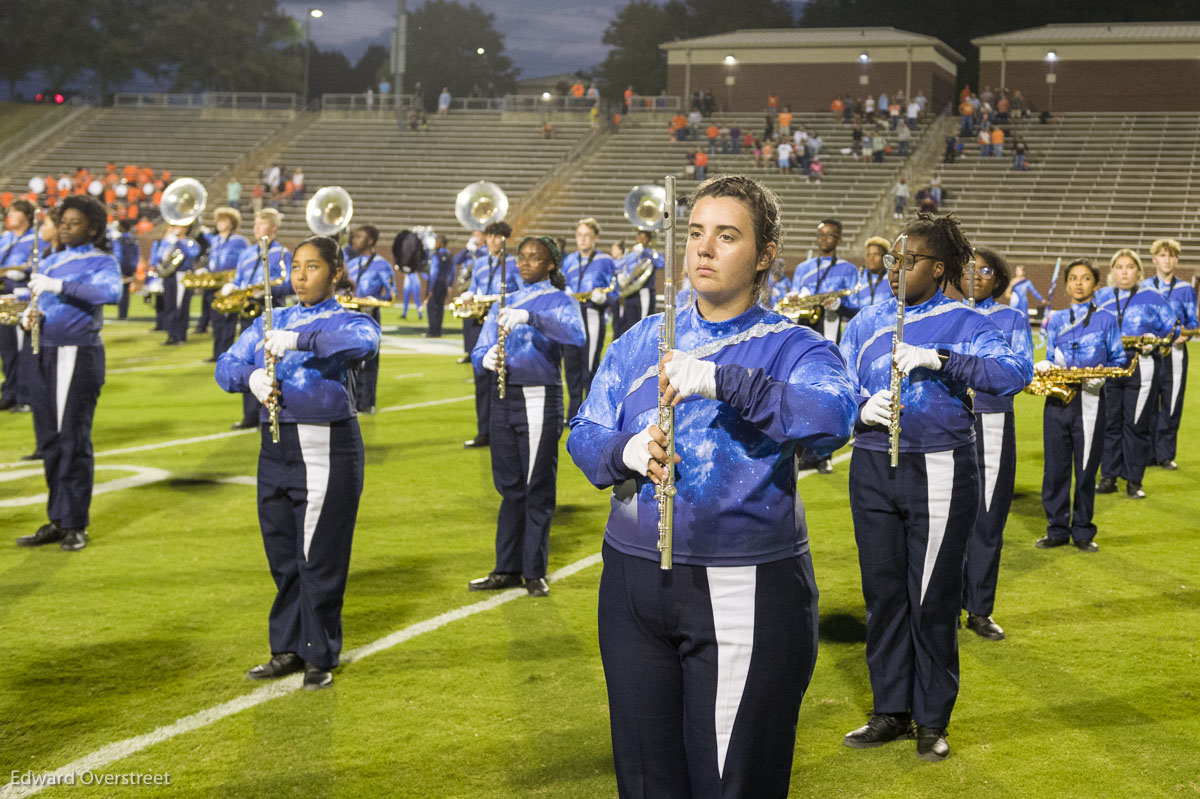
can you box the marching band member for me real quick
[1142,239,1196,470]
[1036,259,1125,552]
[112,219,140,320]
[454,230,485,361]
[789,219,859,341]
[399,256,424,321]
[461,221,518,448]
[215,234,380,690]
[201,207,250,359]
[562,217,617,420]
[1095,249,1175,499]
[1007,264,1045,323]
[614,229,663,338]
[149,222,202,346]
[961,247,1034,639]
[467,236,585,597]
[844,235,893,315]
[226,208,293,430]
[838,214,1029,761]
[424,234,452,338]
[345,224,395,414]
[568,176,858,797]
[767,256,791,307]
[1,199,37,411]
[15,195,121,552]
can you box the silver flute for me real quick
[656,175,677,570]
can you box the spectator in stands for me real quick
[752,138,764,169]
[906,98,921,130]
[706,123,719,153]
[587,83,600,101]
[930,175,942,208]
[251,182,264,214]
[291,167,304,203]
[778,106,793,136]
[873,130,887,163]
[226,178,241,211]
[809,132,823,158]
[889,100,901,130]
[843,94,855,124]
[366,86,374,111]
[864,95,875,120]
[944,135,958,164]
[702,89,715,117]
[777,139,793,174]
[542,121,555,139]
[438,87,452,116]
[978,126,992,157]
[761,139,773,170]
[1013,136,1029,170]
[892,177,908,219]
[1011,90,1026,119]
[852,122,864,157]
[684,149,697,180]
[766,92,778,114]
[832,95,844,122]
[694,150,708,182]
[959,96,975,136]
[687,107,702,137]
[898,122,911,156]
[379,78,391,96]
[729,123,741,155]
[991,127,1005,158]
[980,85,995,106]
[809,156,823,184]
[996,92,1011,124]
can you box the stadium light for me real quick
[1046,50,1057,62]
[541,92,551,101]
[310,8,323,17]
[724,54,737,65]
[858,52,870,63]
[303,7,323,108]
[477,47,486,55]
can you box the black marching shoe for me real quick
[230,419,257,430]
[1126,481,1146,499]
[1095,476,1118,494]
[525,577,550,597]
[455,355,470,364]
[1159,460,1178,471]
[303,662,333,690]
[1075,540,1099,553]
[468,571,523,592]
[0,397,15,411]
[463,436,489,448]
[19,449,42,460]
[965,613,1005,640]
[1035,536,1069,549]
[16,523,64,547]
[816,458,834,474]
[59,529,89,551]
[843,713,914,748]
[915,725,950,761]
[246,652,303,680]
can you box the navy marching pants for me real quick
[0,324,20,404]
[426,281,448,337]
[617,285,656,340]
[162,274,191,342]
[27,344,105,530]
[564,303,606,420]
[488,383,563,579]
[258,419,363,670]
[464,317,490,439]
[1151,346,1187,464]
[211,312,238,360]
[598,542,818,799]
[116,281,131,319]
[1042,388,1106,543]
[849,444,979,729]
[964,411,1015,617]
[1101,354,1157,487]
[194,288,215,333]
[353,307,381,411]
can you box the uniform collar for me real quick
[295,296,341,313]
[690,300,768,336]
[975,296,995,310]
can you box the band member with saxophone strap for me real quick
[345,224,395,415]
[959,247,1034,640]
[567,176,857,797]
[562,217,617,420]
[215,235,380,690]
[1094,249,1176,499]
[452,231,486,358]
[1142,238,1196,470]
[843,235,893,316]
[461,221,518,448]
[1034,258,1126,553]
[0,199,38,411]
[15,195,121,553]
[837,214,1029,761]
[200,207,250,360]
[614,229,664,339]
[467,236,584,597]
[224,208,293,430]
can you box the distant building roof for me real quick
[661,27,965,63]
[973,21,1200,46]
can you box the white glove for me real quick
[822,297,841,311]
[194,267,209,275]
[893,341,942,375]
[1083,377,1105,395]
[860,388,894,426]
[1175,338,1187,349]
[497,307,529,333]
[664,349,717,400]
[460,290,474,301]
[28,274,63,295]
[1034,359,1055,374]
[590,287,608,305]
[481,345,499,372]
[621,428,654,477]
[248,368,275,404]
[1140,343,1155,355]
[164,232,179,245]
[220,282,237,296]
[19,306,35,331]
[264,329,299,357]
[4,269,26,282]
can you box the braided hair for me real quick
[899,212,973,293]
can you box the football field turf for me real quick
[2,309,1197,798]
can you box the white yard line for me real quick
[107,362,210,375]
[0,465,171,507]
[0,447,849,796]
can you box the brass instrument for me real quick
[29,210,41,354]
[259,237,280,444]
[454,180,510,395]
[212,279,285,319]
[773,288,855,324]
[450,293,501,320]
[1122,333,1173,352]
[158,178,208,278]
[571,274,619,303]
[1179,327,1199,337]
[182,269,235,290]
[0,296,29,326]
[337,295,394,311]
[306,186,354,237]
[1024,357,1139,403]
[618,257,656,298]
[887,234,908,468]
[657,175,677,571]
[619,184,668,299]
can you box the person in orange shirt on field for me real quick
[990,127,1005,158]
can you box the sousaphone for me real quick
[618,184,666,298]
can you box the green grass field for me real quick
[1,307,1197,798]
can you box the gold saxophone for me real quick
[888,235,908,468]
[336,295,393,311]
[0,296,29,326]
[1024,357,1139,403]
[212,279,285,319]
[571,274,619,302]
[182,269,236,290]
[657,175,677,570]
[450,292,500,320]
[773,288,855,324]
[1122,333,1175,355]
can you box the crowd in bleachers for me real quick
[1,163,180,234]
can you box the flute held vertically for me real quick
[888,234,908,468]
[656,175,677,571]
[259,237,281,444]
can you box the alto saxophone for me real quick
[259,237,281,443]
[888,234,908,468]
[1024,357,1139,404]
[773,288,855,324]
[657,175,677,570]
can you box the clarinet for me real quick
[496,241,508,399]
[656,175,677,570]
[889,234,908,468]
[259,237,281,443]
[29,210,42,355]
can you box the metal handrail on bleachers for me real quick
[112,92,298,111]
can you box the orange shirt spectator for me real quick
[138,167,153,185]
[127,185,142,204]
[706,124,719,140]
[672,113,687,130]
[694,151,708,167]
[152,190,163,205]
[161,169,172,183]
[831,97,844,114]
[123,164,138,182]
[1,191,12,209]
[136,218,153,235]
[991,128,1005,146]
[959,99,973,117]
[571,81,584,98]
[126,204,139,221]
[104,187,116,204]
[778,111,793,131]
[623,86,634,106]
[767,94,778,111]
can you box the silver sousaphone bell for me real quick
[160,178,208,226]
[455,181,509,231]
[623,184,668,232]
[306,186,354,236]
